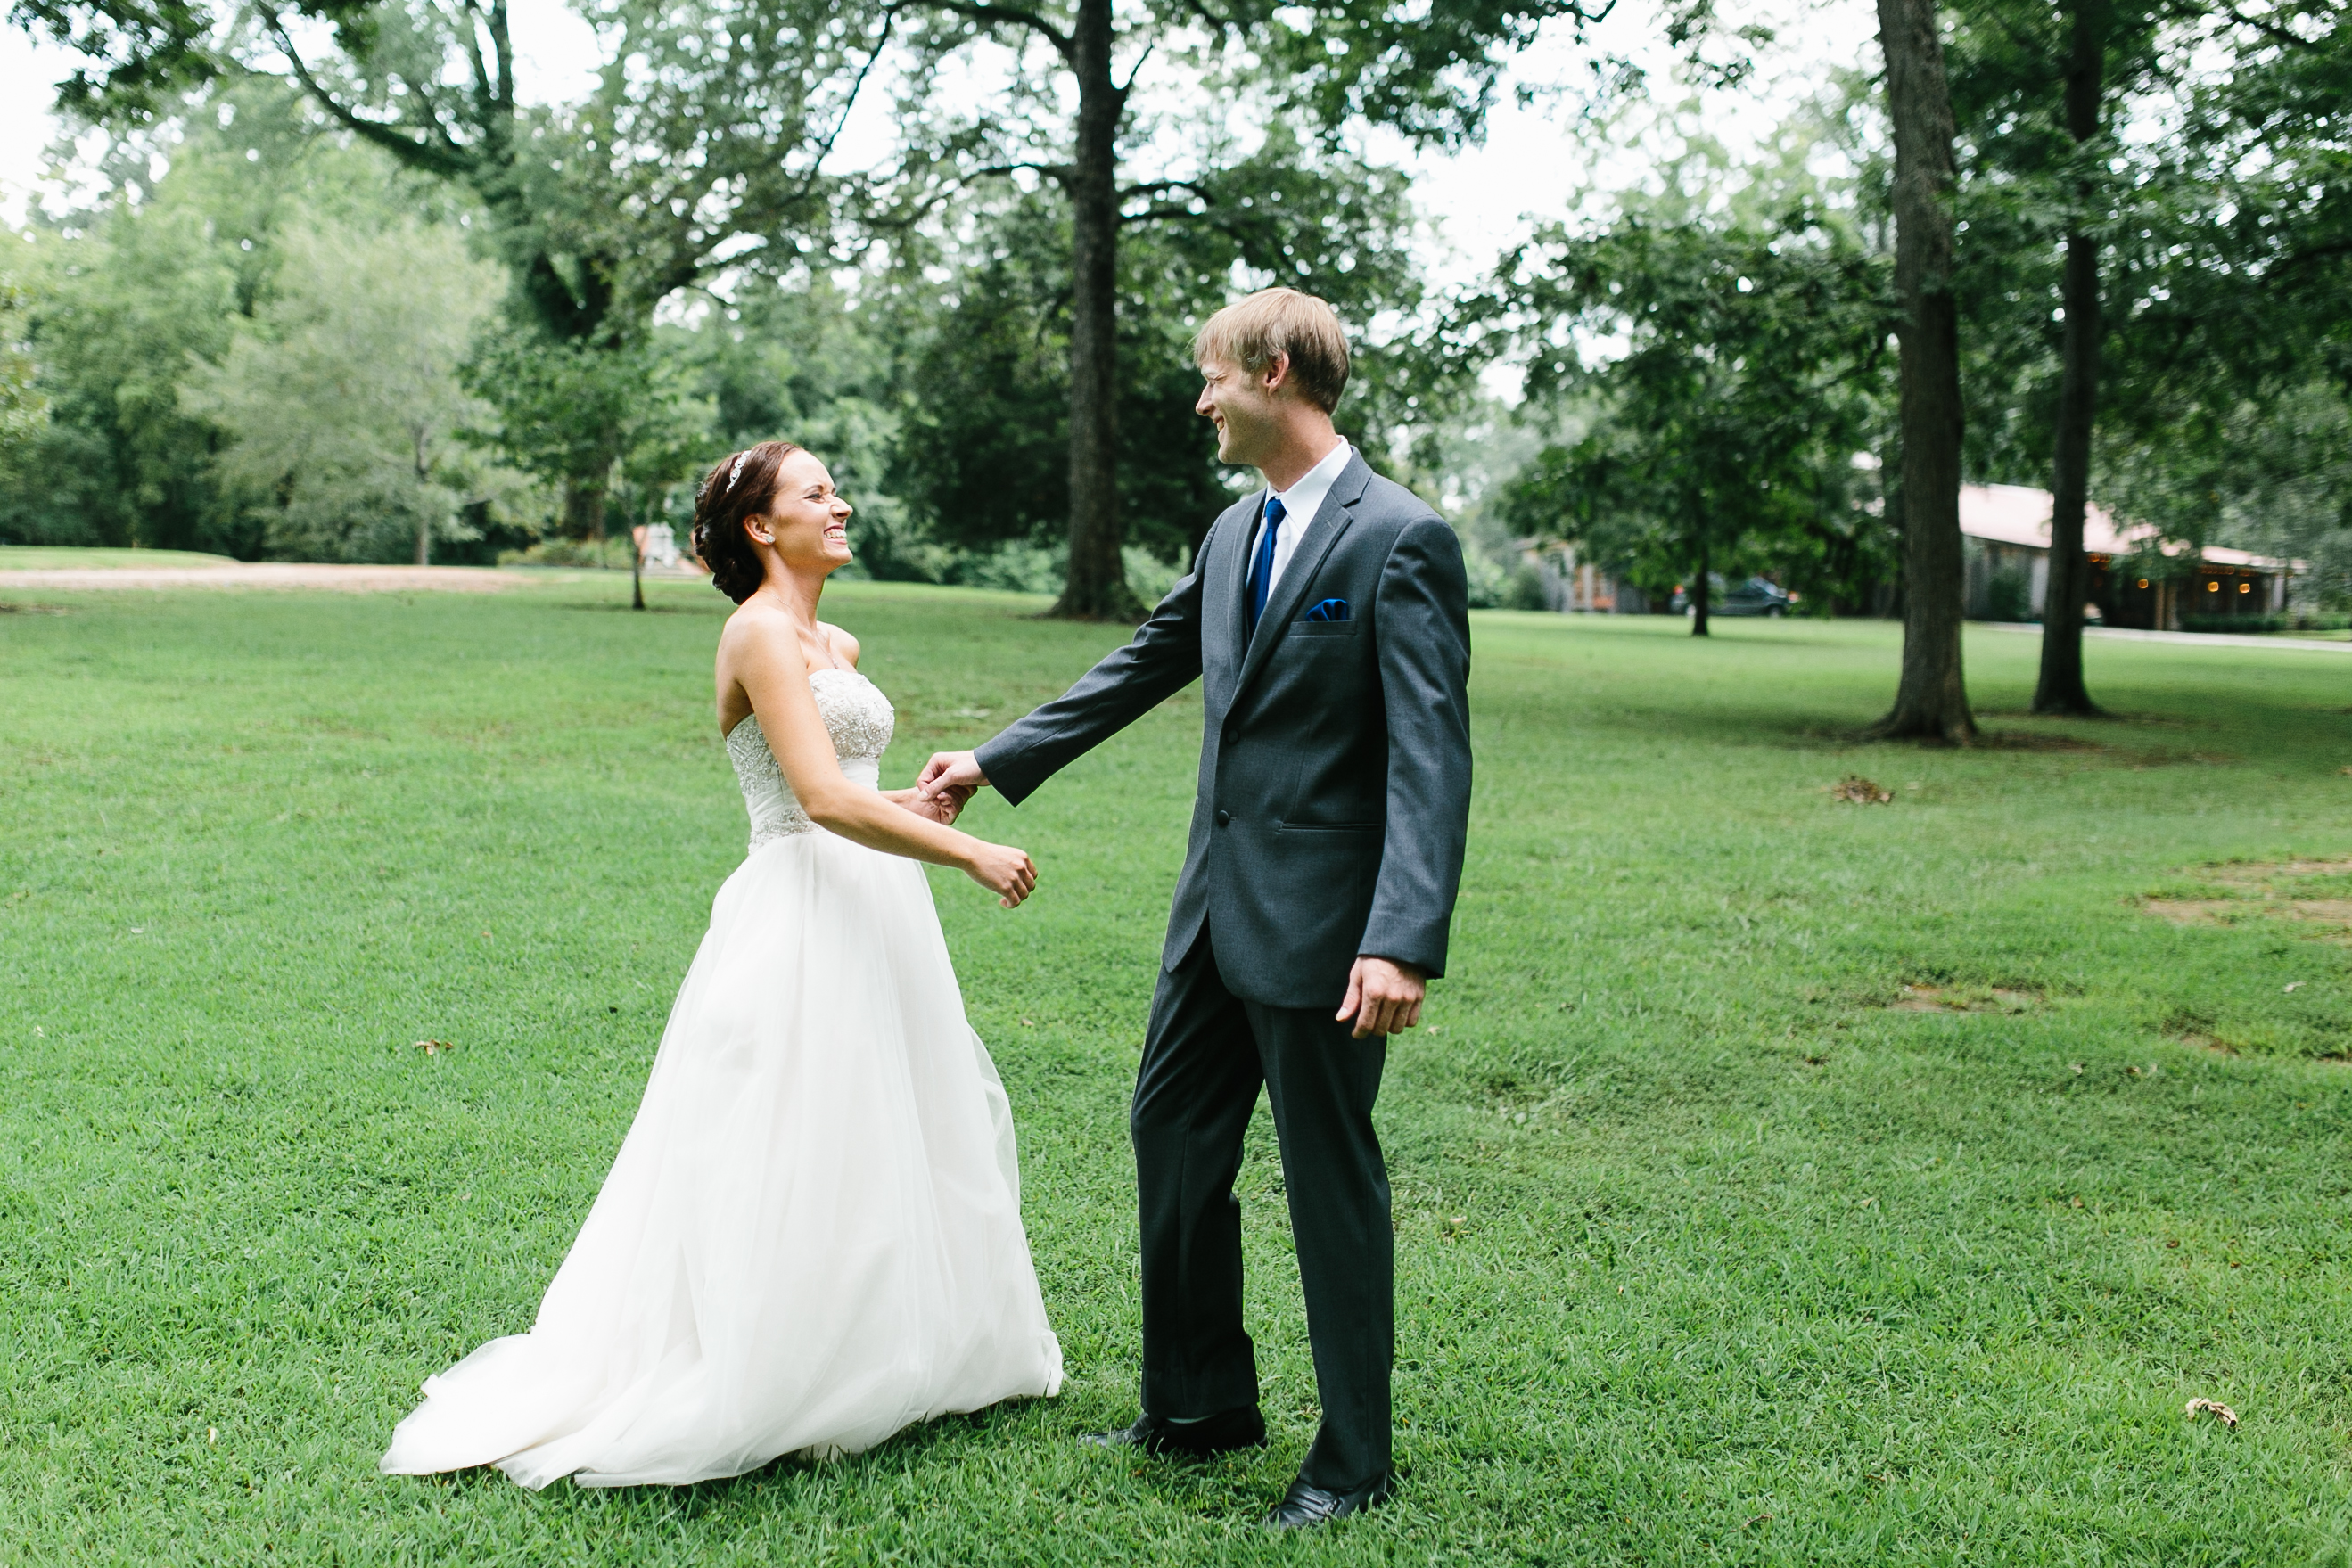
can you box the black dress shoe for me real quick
[1264,1471,1394,1530]
[1080,1406,1267,1457]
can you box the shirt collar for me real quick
[1266,439,1353,523]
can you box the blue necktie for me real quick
[1248,497,1286,638]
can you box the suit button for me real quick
[1215,810,1231,827]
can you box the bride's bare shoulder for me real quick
[720,600,799,655]
[818,621,861,669]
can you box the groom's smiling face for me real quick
[1195,354,1287,469]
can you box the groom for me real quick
[918,287,1471,1529]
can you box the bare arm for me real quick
[728,612,1033,905]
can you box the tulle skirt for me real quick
[380,830,1063,1489]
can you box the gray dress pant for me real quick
[1131,929,1393,1492]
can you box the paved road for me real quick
[1980,621,2352,653]
[0,564,515,593]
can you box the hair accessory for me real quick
[724,452,749,492]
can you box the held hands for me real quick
[893,785,971,826]
[1337,956,1426,1038]
[917,751,989,802]
[911,751,1027,906]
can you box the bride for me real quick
[381,440,1063,1489]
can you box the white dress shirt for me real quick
[1247,439,1353,603]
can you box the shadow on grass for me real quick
[560,601,726,616]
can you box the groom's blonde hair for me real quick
[1192,288,1350,414]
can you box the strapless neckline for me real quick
[722,667,873,744]
[724,668,896,851]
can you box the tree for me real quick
[179,220,513,563]
[670,274,926,578]
[2047,0,2352,603]
[1942,0,2171,714]
[887,129,1425,584]
[1870,0,1977,742]
[0,273,47,483]
[2033,0,2133,713]
[878,0,1622,618]
[2102,382,2352,607]
[1493,208,1892,635]
[462,329,711,566]
[18,0,894,534]
[0,78,490,552]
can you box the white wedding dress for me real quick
[381,668,1063,1489]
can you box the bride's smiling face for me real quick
[749,449,853,572]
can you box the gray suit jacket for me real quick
[975,451,1472,1010]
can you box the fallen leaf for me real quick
[413,1038,456,1055]
[1831,775,1894,805]
[1019,1018,1035,1027]
[2284,981,2302,992]
[2185,1397,2238,1429]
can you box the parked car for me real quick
[1670,575,1795,617]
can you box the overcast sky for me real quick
[2,0,1877,291]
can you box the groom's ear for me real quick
[1259,351,1293,396]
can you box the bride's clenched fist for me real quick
[965,841,1038,907]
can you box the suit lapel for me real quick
[1219,495,1265,681]
[1231,452,1372,704]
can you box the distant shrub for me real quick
[1502,565,1550,612]
[500,537,629,569]
[2176,610,2344,636]
[1985,568,2033,623]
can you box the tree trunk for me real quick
[1690,532,1712,636]
[414,433,433,567]
[1050,0,1143,621]
[1870,0,1978,743]
[2034,0,2108,716]
[565,475,607,562]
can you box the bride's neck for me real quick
[755,563,828,627]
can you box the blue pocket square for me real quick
[1303,598,1351,622]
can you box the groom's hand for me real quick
[1338,956,1426,1038]
[918,750,989,802]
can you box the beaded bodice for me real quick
[725,669,895,850]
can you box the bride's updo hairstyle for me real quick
[692,439,805,603]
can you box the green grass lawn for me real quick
[4,576,2349,1565]
[0,546,243,570]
